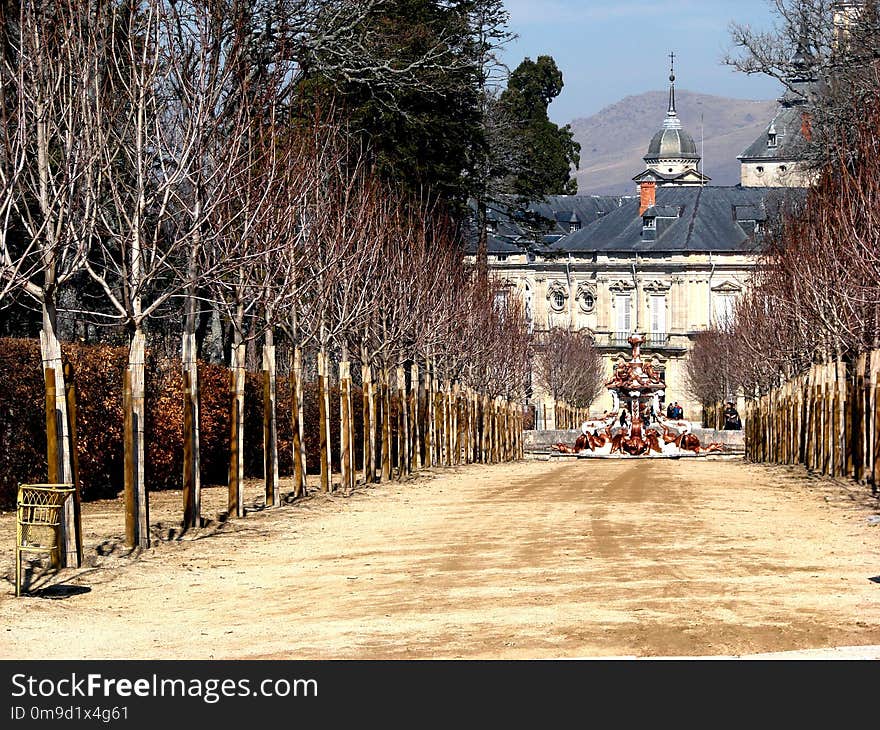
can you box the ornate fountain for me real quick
[553,334,723,458]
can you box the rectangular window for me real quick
[713,293,735,324]
[651,295,666,334]
[615,294,631,335]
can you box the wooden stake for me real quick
[123,370,136,547]
[63,362,82,566]
[340,360,352,494]
[229,343,246,517]
[318,350,330,493]
[411,363,421,471]
[381,365,392,482]
[183,370,196,527]
[228,370,240,518]
[43,368,61,568]
[291,353,305,498]
[873,379,880,493]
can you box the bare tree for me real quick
[535,327,603,410]
[82,0,205,547]
[0,0,108,565]
[725,0,880,166]
[705,81,880,400]
[160,0,262,527]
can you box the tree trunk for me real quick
[381,364,392,482]
[443,380,453,466]
[124,330,149,548]
[182,201,202,529]
[182,332,201,529]
[340,360,353,495]
[362,360,374,483]
[411,363,421,471]
[424,362,434,468]
[318,348,331,493]
[229,342,246,518]
[291,347,306,498]
[263,336,279,507]
[39,311,78,566]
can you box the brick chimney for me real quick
[639,181,656,216]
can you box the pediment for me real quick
[546,280,569,300]
[608,279,635,293]
[711,280,742,293]
[643,279,671,293]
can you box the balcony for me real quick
[645,332,670,347]
[609,331,633,347]
[606,332,677,349]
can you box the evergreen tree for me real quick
[296,0,511,217]
[491,55,581,199]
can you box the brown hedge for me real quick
[0,338,376,508]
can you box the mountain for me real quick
[569,90,778,195]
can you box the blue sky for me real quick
[500,0,785,123]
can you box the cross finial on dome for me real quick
[664,51,681,129]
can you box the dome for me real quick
[644,53,701,163]
[645,126,700,161]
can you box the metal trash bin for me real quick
[15,483,74,597]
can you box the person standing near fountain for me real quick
[723,402,742,430]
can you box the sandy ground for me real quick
[1,457,879,660]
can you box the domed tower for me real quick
[634,53,710,191]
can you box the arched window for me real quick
[552,291,565,310]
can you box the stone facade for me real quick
[478,59,810,429]
[489,247,754,424]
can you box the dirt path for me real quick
[1,458,879,659]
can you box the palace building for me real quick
[475,56,811,426]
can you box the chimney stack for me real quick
[639,181,656,216]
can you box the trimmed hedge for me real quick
[0,338,373,508]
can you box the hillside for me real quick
[570,90,778,195]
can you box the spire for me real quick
[781,17,817,106]
[790,17,813,75]
[663,51,682,130]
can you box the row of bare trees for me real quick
[0,1,535,561]
[686,80,880,409]
[534,327,604,428]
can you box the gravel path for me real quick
[1,458,878,659]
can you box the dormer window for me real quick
[768,125,778,148]
[643,217,656,229]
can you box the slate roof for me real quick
[469,195,628,254]
[738,104,812,162]
[549,186,805,254]
[642,205,682,218]
[470,187,807,256]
